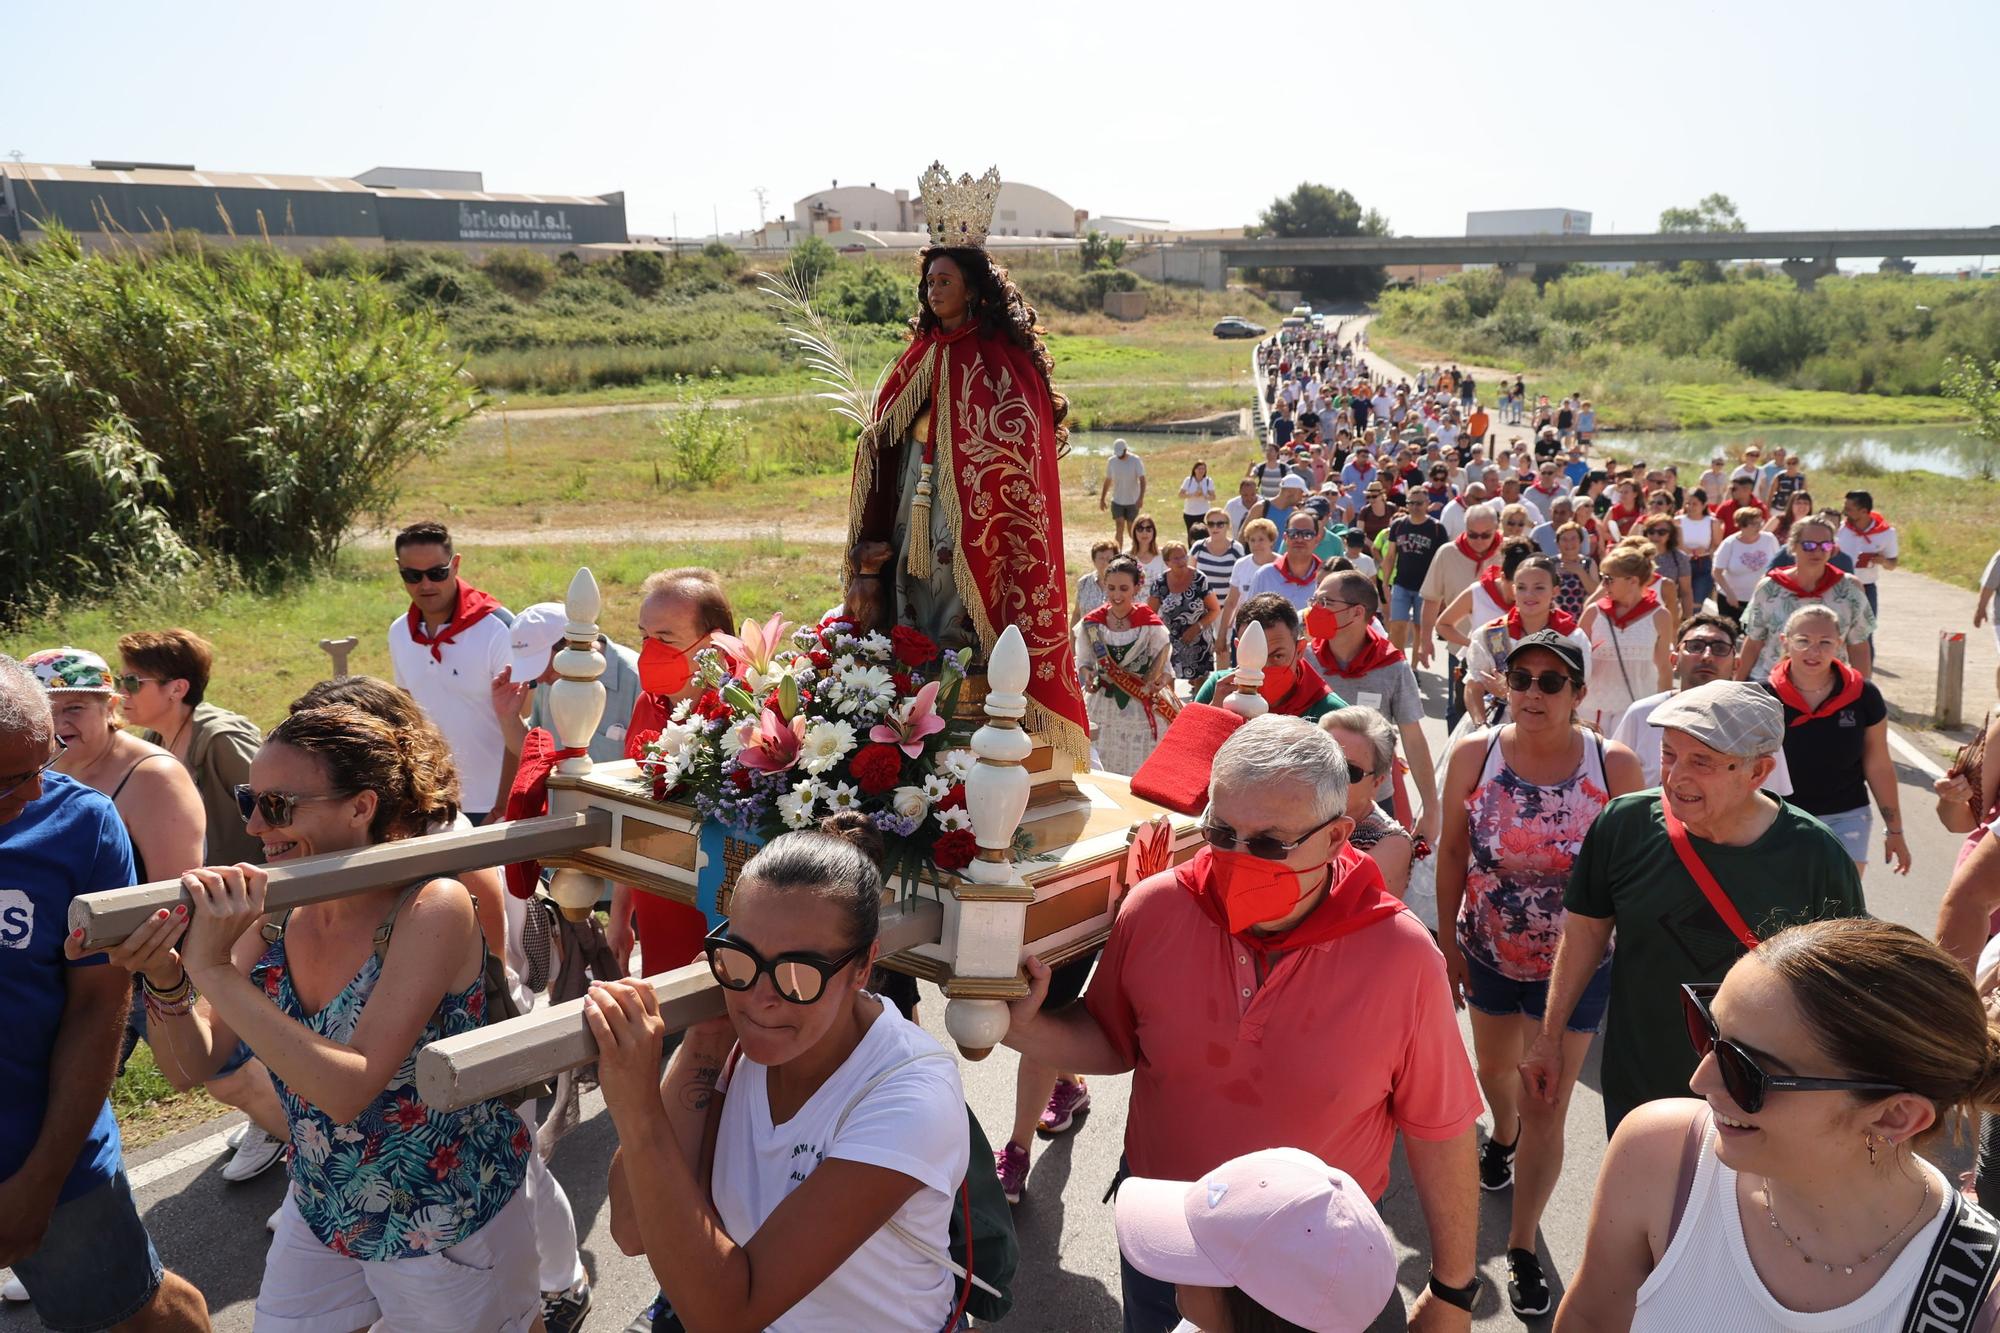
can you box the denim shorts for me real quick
[1463,951,1613,1032]
[13,1168,162,1332]
[1389,583,1424,623]
[1816,805,1873,862]
[1110,501,1139,522]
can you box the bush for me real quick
[0,229,473,624]
[655,373,746,488]
[789,236,838,286]
[481,248,555,300]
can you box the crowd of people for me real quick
[3,310,1998,1333]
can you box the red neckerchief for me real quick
[1768,657,1865,726]
[1766,564,1846,598]
[1454,533,1498,565]
[1179,844,1402,957]
[1252,654,1335,717]
[1314,622,1404,679]
[405,583,502,663]
[1608,504,1641,527]
[1532,481,1561,496]
[1846,510,1892,538]
[1274,554,1323,586]
[1083,603,1165,628]
[1598,587,1660,629]
[1507,606,1578,637]
[1477,564,1514,609]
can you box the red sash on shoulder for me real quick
[1598,588,1660,630]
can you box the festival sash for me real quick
[1662,803,1761,951]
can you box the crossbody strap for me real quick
[1667,1108,1710,1244]
[1902,1188,2000,1333]
[1599,611,1639,702]
[1662,806,1761,951]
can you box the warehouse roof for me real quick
[0,161,611,206]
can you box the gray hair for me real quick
[1210,714,1348,824]
[1321,706,1397,780]
[0,656,53,745]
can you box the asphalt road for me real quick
[1,694,1975,1333]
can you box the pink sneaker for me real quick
[1038,1078,1092,1136]
[995,1141,1029,1205]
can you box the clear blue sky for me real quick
[8,0,1997,254]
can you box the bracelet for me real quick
[143,982,198,1019]
[139,970,191,1002]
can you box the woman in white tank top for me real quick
[1576,540,1671,734]
[1557,918,2000,1331]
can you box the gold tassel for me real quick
[907,463,934,580]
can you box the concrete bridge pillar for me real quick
[1496,261,1527,282]
[1780,255,1837,292]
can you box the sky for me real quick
[7,0,1998,257]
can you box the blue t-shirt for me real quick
[1563,459,1591,488]
[1,772,132,1201]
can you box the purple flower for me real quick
[870,809,923,837]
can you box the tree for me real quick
[789,235,837,284]
[1245,183,1392,301]
[1078,229,1126,270]
[1942,356,2000,480]
[1659,193,1746,233]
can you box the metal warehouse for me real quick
[0,160,627,255]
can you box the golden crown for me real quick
[918,160,1001,249]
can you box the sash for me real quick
[1900,1189,2000,1333]
[1662,803,1760,951]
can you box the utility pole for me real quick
[752,186,769,226]
[672,211,679,257]
[712,204,719,243]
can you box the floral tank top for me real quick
[252,932,529,1261]
[1457,727,1612,982]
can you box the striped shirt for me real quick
[1192,540,1243,587]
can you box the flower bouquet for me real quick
[631,612,994,884]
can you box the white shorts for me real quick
[254,1185,541,1333]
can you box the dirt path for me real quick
[480,379,1243,423]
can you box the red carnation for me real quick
[892,626,940,668]
[695,689,730,721]
[932,829,978,872]
[891,671,918,695]
[809,650,833,670]
[629,728,662,754]
[730,767,754,790]
[850,742,904,795]
[941,783,966,809]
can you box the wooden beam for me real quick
[68,810,613,949]
[417,898,944,1110]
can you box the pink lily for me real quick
[711,612,796,680]
[735,709,807,773]
[870,680,947,758]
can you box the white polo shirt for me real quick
[1834,519,1898,587]
[388,604,514,815]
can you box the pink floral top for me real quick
[1457,728,1611,981]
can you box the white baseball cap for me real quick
[506,602,570,683]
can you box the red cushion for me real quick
[1130,703,1244,814]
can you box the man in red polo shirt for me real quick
[1003,715,1483,1333]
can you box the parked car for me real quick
[1213,317,1267,339]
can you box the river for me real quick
[1590,423,1992,480]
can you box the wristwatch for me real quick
[1428,1271,1481,1312]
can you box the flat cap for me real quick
[1648,679,1785,758]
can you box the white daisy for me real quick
[799,719,858,774]
[777,788,817,830]
[919,773,955,802]
[938,748,977,781]
[854,632,892,660]
[935,805,974,832]
[824,781,862,813]
[792,775,827,807]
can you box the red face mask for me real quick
[638,638,693,697]
[1304,605,1347,641]
[1209,846,1317,934]
[1258,663,1296,704]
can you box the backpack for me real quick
[262,879,553,1110]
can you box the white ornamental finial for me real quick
[547,566,608,775]
[1225,620,1270,720]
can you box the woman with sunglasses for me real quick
[1435,631,1643,1318]
[95,703,542,1331]
[1128,513,1166,586]
[593,817,971,1333]
[1578,538,1674,734]
[1737,517,1877,684]
[1321,706,1415,902]
[1461,548,1592,729]
[1771,487,1817,545]
[1642,512,1693,627]
[1559,918,2000,1330]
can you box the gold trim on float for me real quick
[1025,875,1112,940]
[950,881,1035,903]
[943,975,1032,1001]
[619,817,700,869]
[879,951,952,983]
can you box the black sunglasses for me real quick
[703,924,869,1005]
[0,735,67,802]
[1680,983,1903,1115]
[234,784,350,827]
[398,564,453,584]
[1199,811,1343,861]
[1505,668,1576,694]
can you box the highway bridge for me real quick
[1124,227,2000,291]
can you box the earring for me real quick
[1865,1133,1877,1168]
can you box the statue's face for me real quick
[924,255,970,325]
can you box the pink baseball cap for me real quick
[1114,1147,1396,1332]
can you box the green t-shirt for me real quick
[1563,791,1865,1116]
[1192,669,1344,721]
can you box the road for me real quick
[2,688,1971,1332]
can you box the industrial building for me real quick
[0,160,628,255]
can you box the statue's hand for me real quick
[854,541,892,577]
[845,541,892,631]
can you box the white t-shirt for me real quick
[1225,495,1255,533]
[712,1001,969,1333]
[388,604,514,815]
[1105,453,1146,506]
[1835,519,1898,587]
[1179,475,1216,517]
[1228,553,1273,602]
[1711,533,1781,604]
[1611,689,1792,794]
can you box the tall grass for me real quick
[0,228,473,625]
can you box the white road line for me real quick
[127,1122,239,1190]
[1888,726,1948,782]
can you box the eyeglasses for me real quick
[702,923,869,1005]
[234,784,351,827]
[1797,539,1836,553]
[1680,984,1903,1115]
[1505,668,1576,695]
[1645,527,1673,538]
[0,736,67,802]
[1345,761,1374,787]
[1678,638,1736,658]
[116,674,161,695]
[1786,635,1841,653]
[1286,528,1317,539]
[1199,812,1343,861]
[398,564,452,584]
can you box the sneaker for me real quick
[226,1122,250,1151]
[1037,1079,1092,1136]
[542,1281,592,1333]
[1,1272,28,1303]
[221,1127,286,1183]
[1508,1247,1552,1318]
[1479,1135,1517,1192]
[995,1140,1030,1205]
